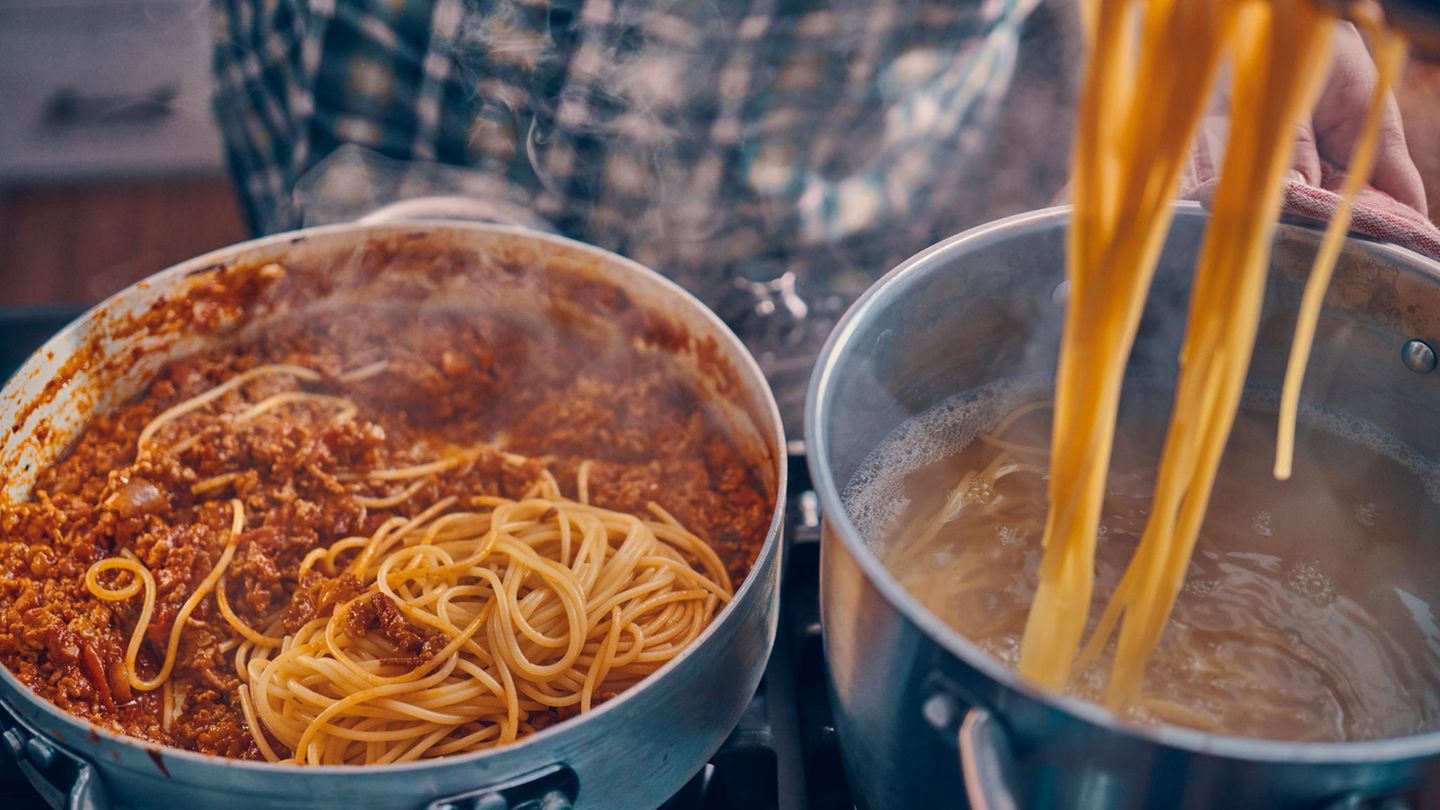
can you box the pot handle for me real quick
[959,706,1020,810]
[0,695,109,810]
[424,762,578,810]
[357,196,555,232]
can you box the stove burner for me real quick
[659,455,852,810]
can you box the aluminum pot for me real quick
[0,216,787,810]
[806,203,1440,809]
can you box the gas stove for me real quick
[0,307,854,810]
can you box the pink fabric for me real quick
[1179,116,1440,261]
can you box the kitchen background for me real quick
[1,0,245,307]
[1,0,1438,309]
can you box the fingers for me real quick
[1292,117,1322,188]
[1312,22,1428,212]
[1369,94,1426,213]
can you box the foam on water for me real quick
[843,378,1440,542]
[1242,387,1440,504]
[840,375,1051,541]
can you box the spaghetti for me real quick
[50,346,750,763]
[231,473,729,765]
[1018,0,1410,707]
[87,499,247,693]
[870,385,1440,741]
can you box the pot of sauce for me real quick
[0,215,787,810]
[805,203,1440,809]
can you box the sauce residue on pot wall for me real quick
[1,228,771,508]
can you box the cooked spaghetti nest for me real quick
[238,471,731,765]
[85,363,735,765]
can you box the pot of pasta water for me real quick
[806,202,1440,809]
[0,214,787,809]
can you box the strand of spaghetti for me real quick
[337,360,389,382]
[428,725,503,758]
[353,479,431,509]
[1275,22,1408,480]
[644,502,733,590]
[84,499,245,691]
[293,655,464,764]
[610,623,647,669]
[347,497,457,575]
[136,364,321,452]
[580,607,624,712]
[1019,0,1360,696]
[324,594,490,688]
[978,434,1051,456]
[192,472,243,495]
[239,684,282,762]
[1020,0,1233,689]
[216,573,282,649]
[492,639,521,745]
[490,554,588,677]
[364,453,478,482]
[577,460,594,505]
[640,558,733,601]
[170,392,357,456]
[981,400,1055,447]
[243,484,731,763]
[234,391,358,425]
[137,498,246,690]
[84,557,146,601]
[1096,0,1342,707]
[299,534,373,578]
[556,505,575,567]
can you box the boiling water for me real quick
[846,380,1440,741]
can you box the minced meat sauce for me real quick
[0,307,772,760]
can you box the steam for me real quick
[291,0,1080,436]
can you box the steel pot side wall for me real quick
[808,205,1440,810]
[0,222,788,810]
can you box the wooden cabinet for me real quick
[0,0,224,181]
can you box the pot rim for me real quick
[0,218,788,775]
[805,201,1440,764]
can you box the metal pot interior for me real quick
[2,222,783,507]
[0,221,787,807]
[808,203,1440,756]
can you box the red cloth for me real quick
[1179,117,1440,261]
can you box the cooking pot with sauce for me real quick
[805,203,1440,809]
[0,209,787,810]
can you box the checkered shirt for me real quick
[214,0,1035,261]
[211,0,1040,429]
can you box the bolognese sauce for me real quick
[0,300,772,761]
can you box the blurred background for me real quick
[0,0,1437,311]
[0,0,245,308]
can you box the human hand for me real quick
[1293,21,1427,213]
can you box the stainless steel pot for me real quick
[0,217,787,810]
[806,203,1440,809]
